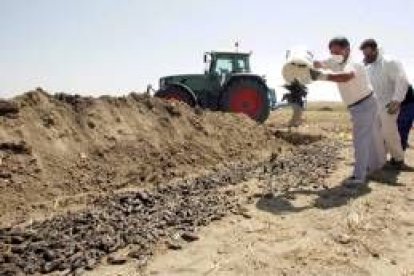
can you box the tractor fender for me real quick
[161,82,198,105]
[223,74,268,90]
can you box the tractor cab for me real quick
[204,52,251,77]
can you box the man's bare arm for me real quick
[326,71,355,82]
[310,68,355,82]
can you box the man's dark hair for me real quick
[328,36,350,49]
[360,39,378,50]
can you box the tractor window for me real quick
[214,58,233,75]
[236,59,248,72]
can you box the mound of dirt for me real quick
[0,90,286,226]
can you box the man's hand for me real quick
[313,61,323,69]
[386,100,401,114]
[309,68,326,81]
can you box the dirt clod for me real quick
[181,232,199,242]
[107,254,128,265]
[166,241,183,250]
[0,100,19,116]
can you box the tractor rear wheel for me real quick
[155,85,196,107]
[220,78,270,123]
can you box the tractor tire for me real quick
[220,78,270,123]
[155,85,196,107]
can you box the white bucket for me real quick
[282,46,314,85]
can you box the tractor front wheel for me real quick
[220,79,270,123]
[155,85,196,107]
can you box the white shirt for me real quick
[323,59,373,106]
[365,54,409,108]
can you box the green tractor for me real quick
[154,51,277,123]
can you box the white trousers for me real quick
[379,109,405,161]
[349,96,386,181]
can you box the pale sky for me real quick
[1,0,413,101]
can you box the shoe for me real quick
[389,158,406,170]
[343,176,365,189]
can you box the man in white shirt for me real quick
[311,37,386,186]
[360,39,409,169]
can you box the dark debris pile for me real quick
[0,140,341,275]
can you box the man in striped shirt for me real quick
[360,39,410,169]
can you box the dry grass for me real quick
[269,102,350,131]
[306,101,346,112]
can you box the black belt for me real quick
[347,92,373,109]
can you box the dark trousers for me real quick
[397,102,414,150]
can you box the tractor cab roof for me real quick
[208,51,251,57]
